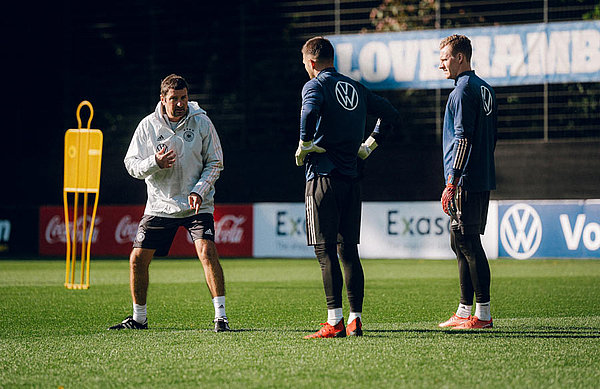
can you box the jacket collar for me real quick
[455,70,475,85]
[154,101,206,128]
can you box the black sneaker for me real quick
[213,317,230,332]
[108,316,148,330]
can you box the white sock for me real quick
[212,296,226,319]
[456,303,472,318]
[475,302,491,321]
[348,312,362,324]
[327,308,343,326]
[133,303,147,324]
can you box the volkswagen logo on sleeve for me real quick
[500,203,543,259]
[481,86,493,116]
[335,81,359,111]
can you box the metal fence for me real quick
[279,0,600,144]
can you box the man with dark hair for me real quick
[438,35,498,330]
[109,74,231,332]
[297,36,401,338]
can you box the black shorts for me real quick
[451,189,490,235]
[133,213,215,256]
[305,174,361,245]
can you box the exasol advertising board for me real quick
[253,203,314,258]
[253,202,499,259]
[360,202,498,259]
[499,200,600,259]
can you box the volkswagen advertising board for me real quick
[499,200,600,259]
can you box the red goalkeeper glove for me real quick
[441,176,458,216]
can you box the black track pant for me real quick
[450,228,491,305]
[314,242,364,312]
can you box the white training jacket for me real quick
[124,101,224,218]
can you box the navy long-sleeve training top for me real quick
[300,68,400,181]
[442,70,498,192]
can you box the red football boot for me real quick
[438,313,471,328]
[452,316,493,330]
[304,320,346,339]
[346,317,363,336]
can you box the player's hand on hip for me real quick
[156,148,176,169]
[188,193,202,214]
[295,140,326,166]
[357,136,378,160]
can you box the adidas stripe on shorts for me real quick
[305,174,361,246]
[133,213,215,256]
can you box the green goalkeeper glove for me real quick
[357,136,378,160]
[295,140,326,166]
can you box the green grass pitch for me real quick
[1,258,599,387]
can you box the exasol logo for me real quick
[387,211,447,236]
[500,203,543,259]
[276,211,305,236]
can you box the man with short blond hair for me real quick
[438,35,498,330]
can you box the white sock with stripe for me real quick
[348,312,361,324]
[212,296,226,319]
[327,308,343,326]
[133,303,147,324]
[456,303,472,318]
[475,302,491,321]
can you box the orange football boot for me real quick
[304,320,346,339]
[438,313,471,328]
[452,316,493,329]
[346,317,363,336]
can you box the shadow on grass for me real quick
[147,327,313,333]
[439,328,600,339]
[364,328,600,339]
[133,326,599,339]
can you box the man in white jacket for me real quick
[109,74,230,332]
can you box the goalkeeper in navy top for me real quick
[296,37,401,339]
[437,35,498,330]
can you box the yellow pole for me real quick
[81,192,88,286]
[71,192,78,286]
[63,192,71,287]
[86,192,99,288]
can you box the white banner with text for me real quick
[252,201,499,259]
[327,20,600,90]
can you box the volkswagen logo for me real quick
[335,81,359,111]
[481,86,493,116]
[500,203,542,259]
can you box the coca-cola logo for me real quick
[115,215,140,244]
[45,215,101,244]
[186,214,247,244]
[215,215,246,244]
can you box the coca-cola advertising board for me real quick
[39,205,252,257]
